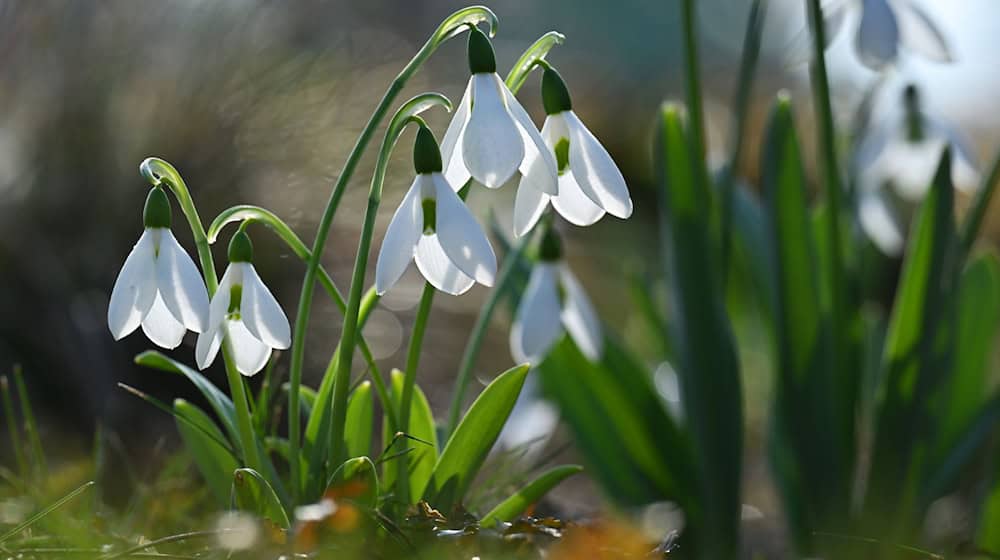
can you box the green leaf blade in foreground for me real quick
[232,468,290,530]
[659,104,742,557]
[174,399,240,506]
[424,364,529,511]
[382,370,438,502]
[480,465,582,525]
[345,381,374,460]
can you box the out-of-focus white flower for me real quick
[510,228,602,364]
[108,187,209,348]
[375,126,497,296]
[857,84,979,255]
[440,27,557,194]
[513,67,633,237]
[196,231,290,376]
[215,511,259,551]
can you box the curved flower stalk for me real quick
[509,227,602,364]
[514,66,633,236]
[108,187,210,348]
[197,230,291,376]
[441,27,558,193]
[376,125,497,296]
[857,84,979,254]
[817,0,952,70]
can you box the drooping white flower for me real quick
[856,84,979,254]
[513,67,633,236]
[820,0,953,70]
[108,187,209,349]
[440,27,558,195]
[375,125,497,296]
[510,228,602,364]
[196,230,290,376]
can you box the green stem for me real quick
[445,233,530,438]
[804,0,846,343]
[12,366,45,480]
[680,0,710,189]
[138,158,264,477]
[395,282,436,505]
[285,8,496,501]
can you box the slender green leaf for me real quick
[174,399,240,506]
[0,481,94,544]
[382,371,437,501]
[232,468,290,529]
[480,465,582,525]
[327,456,379,509]
[424,365,529,511]
[345,381,374,460]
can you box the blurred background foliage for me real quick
[4,0,1000,555]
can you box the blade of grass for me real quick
[959,147,1000,260]
[0,375,28,480]
[12,366,46,479]
[480,465,583,525]
[0,481,94,544]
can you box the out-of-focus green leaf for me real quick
[232,468,290,529]
[867,150,957,531]
[174,399,239,506]
[345,381,374,460]
[328,456,379,509]
[659,103,742,558]
[424,365,528,512]
[761,97,849,549]
[282,382,317,419]
[480,465,582,525]
[382,371,437,502]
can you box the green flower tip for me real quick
[228,230,254,263]
[537,225,563,262]
[413,125,443,174]
[467,26,496,74]
[143,186,172,229]
[903,83,924,142]
[541,67,572,115]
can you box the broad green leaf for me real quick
[327,456,379,509]
[232,468,290,529]
[135,351,238,447]
[174,399,239,506]
[382,371,437,501]
[867,150,957,528]
[345,381,374,460]
[659,104,742,557]
[480,465,582,525]
[424,364,529,511]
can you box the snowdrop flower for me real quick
[510,227,602,364]
[440,27,558,196]
[514,67,633,236]
[857,85,979,255]
[375,125,497,296]
[108,187,209,348]
[196,230,290,376]
[821,0,952,70]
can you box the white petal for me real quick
[463,73,524,188]
[513,181,550,238]
[108,230,158,340]
[375,177,424,294]
[552,173,607,227]
[509,263,563,364]
[432,173,497,286]
[196,326,224,370]
[414,234,475,296]
[558,265,603,362]
[860,191,905,256]
[228,320,271,376]
[155,230,209,332]
[783,0,851,68]
[564,111,632,219]
[856,0,900,69]
[927,118,981,193]
[441,78,473,190]
[140,293,188,349]
[896,0,952,63]
[207,265,238,334]
[504,78,557,196]
[240,263,291,349]
[881,136,944,201]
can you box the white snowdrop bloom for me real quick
[108,187,209,349]
[440,27,557,195]
[513,67,633,236]
[196,231,290,376]
[510,228,602,364]
[375,126,497,296]
[857,85,979,255]
[821,0,953,70]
